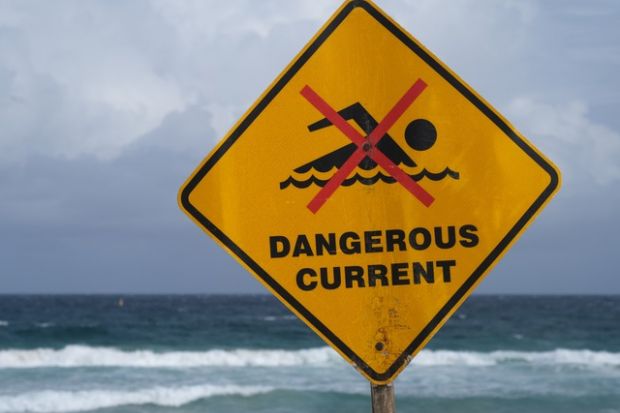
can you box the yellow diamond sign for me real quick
[179,0,560,383]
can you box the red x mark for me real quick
[301,79,435,214]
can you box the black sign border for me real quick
[180,0,560,382]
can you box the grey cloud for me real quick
[0,1,331,161]
[1,103,258,293]
[508,98,620,188]
[0,0,618,293]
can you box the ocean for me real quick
[0,295,618,413]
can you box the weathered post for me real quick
[371,383,396,413]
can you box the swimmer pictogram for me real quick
[280,80,459,213]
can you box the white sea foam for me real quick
[0,346,338,369]
[0,321,8,327]
[0,384,272,413]
[414,349,620,367]
[0,346,618,369]
[262,315,297,321]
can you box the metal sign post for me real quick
[371,383,396,413]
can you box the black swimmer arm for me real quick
[301,101,417,169]
[307,102,379,135]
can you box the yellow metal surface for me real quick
[179,0,560,383]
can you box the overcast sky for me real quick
[1,0,618,294]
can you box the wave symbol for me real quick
[280,168,459,189]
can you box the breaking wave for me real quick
[0,384,272,413]
[262,315,297,321]
[280,168,459,189]
[413,349,620,367]
[0,346,338,369]
[0,346,619,369]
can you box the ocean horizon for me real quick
[0,294,618,413]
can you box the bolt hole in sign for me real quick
[179,0,560,384]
